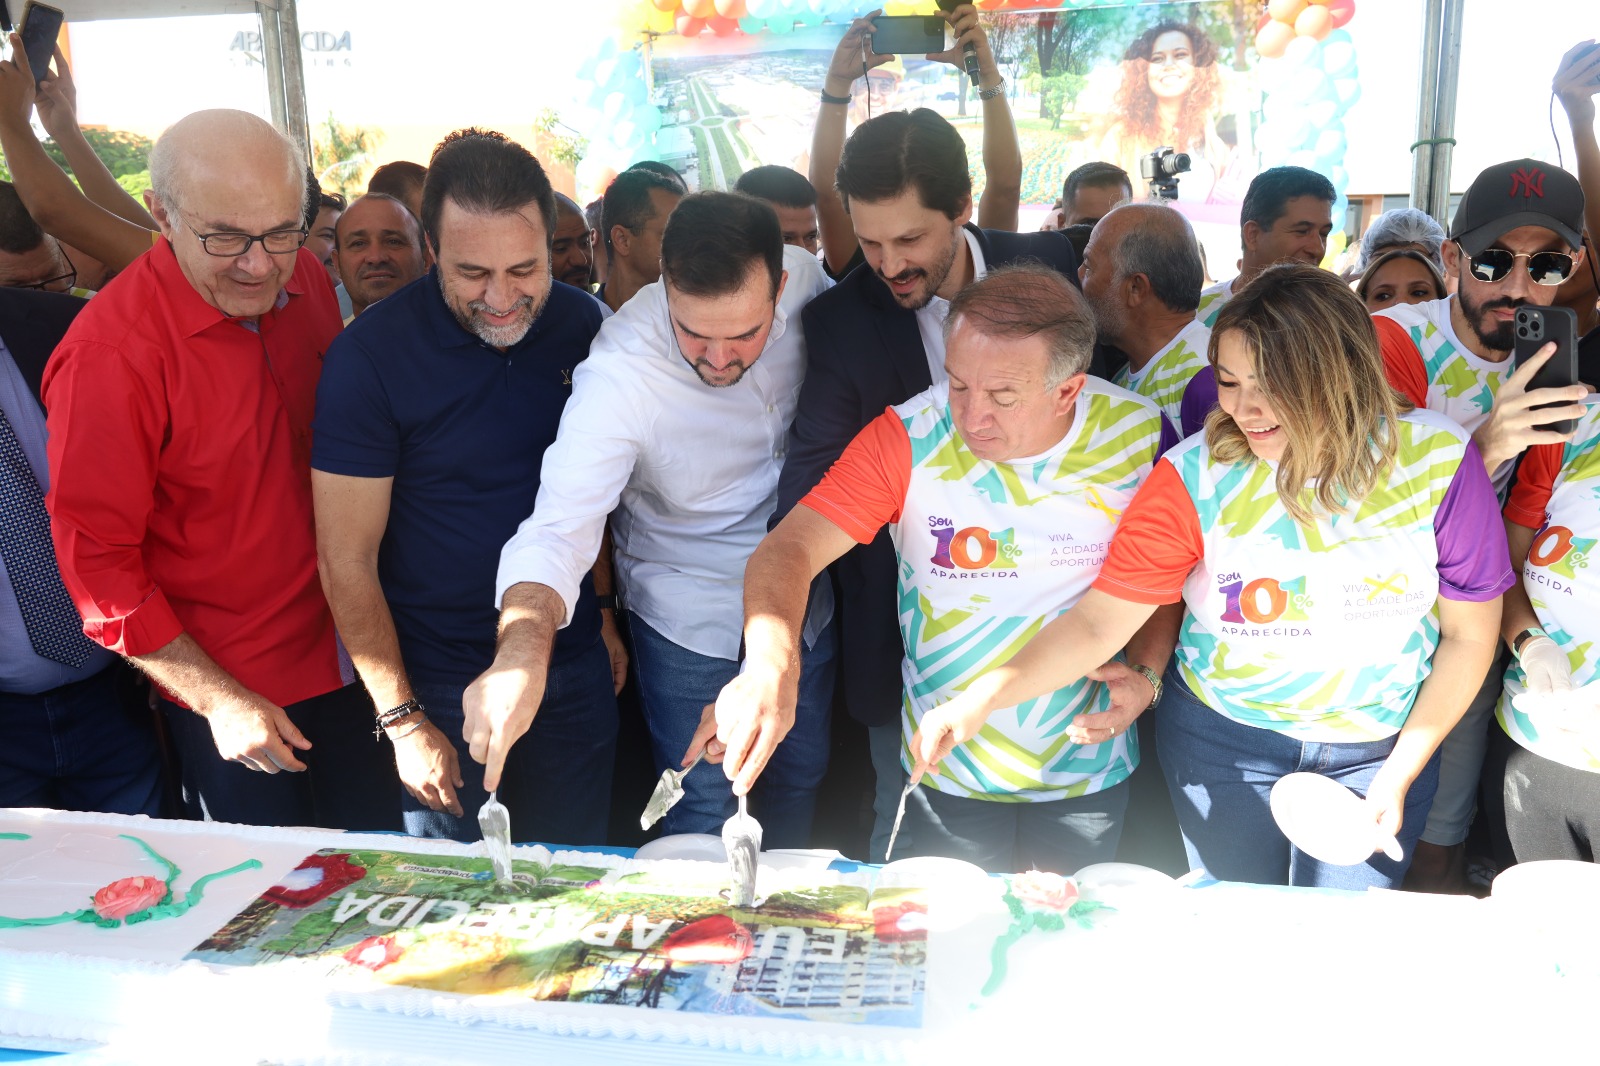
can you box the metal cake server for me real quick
[884,778,917,863]
[722,794,762,908]
[640,751,704,831]
[477,790,514,885]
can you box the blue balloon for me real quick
[739,16,767,33]
[633,103,664,134]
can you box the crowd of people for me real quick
[3,10,1600,896]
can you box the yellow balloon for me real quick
[882,0,919,15]
[645,4,677,33]
[1267,0,1307,23]
[1295,5,1333,40]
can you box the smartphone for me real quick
[1515,305,1581,434]
[17,2,62,84]
[869,15,945,56]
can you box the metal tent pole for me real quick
[256,1,287,134]
[277,0,312,162]
[1410,0,1445,219]
[1428,0,1466,224]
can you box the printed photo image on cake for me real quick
[188,848,929,1027]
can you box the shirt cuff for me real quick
[494,552,578,629]
[1091,573,1185,606]
[85,585,186,657]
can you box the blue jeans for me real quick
[0,665,162,816]
[898,777,1129,875]
[403,636,618,846]
[162,683,402,831]
[625,611,834,849]
[1154,667,1440,890]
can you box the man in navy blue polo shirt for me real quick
[311,129,623,845]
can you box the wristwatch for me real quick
[1128,663,1163,709]
[1512,626,1548,660]
[596,594,618,611]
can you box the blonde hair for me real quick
[1205,263,1413,526]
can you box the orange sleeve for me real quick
[1092,458,1205,605]
[1504,442,1561,529]
[1374,315,1429,408]
[799,408,913,544]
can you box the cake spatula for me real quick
[640,750,703,831]
[477,790,514,885]
[722,794,762,908]
[884,778,917,863]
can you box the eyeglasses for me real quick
[1462,245,1575,286]
[15,244,76,293]
[181,213,308,258]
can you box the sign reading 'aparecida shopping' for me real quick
[228,30,354,70]
[229,31,353,54]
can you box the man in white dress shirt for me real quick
[464,192,835,847]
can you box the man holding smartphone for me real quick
[1371,158,1590,892]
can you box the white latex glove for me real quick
[1513,636,1574,712]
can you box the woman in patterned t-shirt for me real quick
[911,265,1513,889]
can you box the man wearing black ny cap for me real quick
[1372,158,1590,892]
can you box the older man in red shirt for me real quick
[42,109,398,829]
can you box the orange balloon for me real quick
[684,0,717,19]
[1255,20,1294,58]
[714,0,747,16]
[1306,0,1332,4]
[676,12,706,35]
[650,0,679,12]
[1267,0,1307,23]
[1295,4,1333,38]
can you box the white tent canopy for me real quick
[51,0,309,157]
[47,0,1468,219]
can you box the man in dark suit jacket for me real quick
[776,108,1084,862]
[0,285,164,814]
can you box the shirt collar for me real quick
[153,236,308,339]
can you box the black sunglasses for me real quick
[1463,244,1575,286]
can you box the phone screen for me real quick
[18,2,63,84]
[869,15,945,56]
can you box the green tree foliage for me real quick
[312,112,381,197]
[531,108,587,172]
[42,126,152,179]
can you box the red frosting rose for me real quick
[1009,870,1078,913]
[92,875,167,921]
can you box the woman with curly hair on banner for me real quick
[1096,20,1239,204]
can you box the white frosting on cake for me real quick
[0,809,1023,1063]
[8,808,1573,1065]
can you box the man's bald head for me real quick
[1091,202,1203,314]
[145,110,311,319]
[148,110,304,218]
